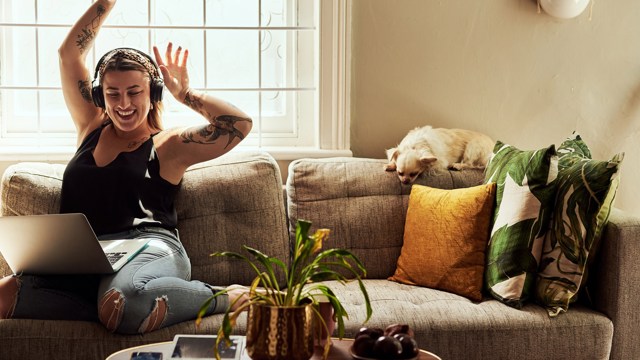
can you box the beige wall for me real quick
[349,0,640,216]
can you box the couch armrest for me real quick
[590,208,640,360]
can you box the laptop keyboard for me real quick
[105,252,127,265]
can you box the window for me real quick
[0,0,350,160]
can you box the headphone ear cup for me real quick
[151,78,164,103]
[92,84,105,108]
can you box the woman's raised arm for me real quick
[59,0,116,142]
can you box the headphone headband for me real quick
[94,47,161,82]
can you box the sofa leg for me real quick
[98,288,125,332]
[139,295,168,333]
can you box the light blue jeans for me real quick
[11,226,228,334]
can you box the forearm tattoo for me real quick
[181,91,252,148]
[78,78,92,103]
[75,4,105,54]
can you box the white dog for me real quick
[385,126,494,184]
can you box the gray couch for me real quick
[0,152,638,360]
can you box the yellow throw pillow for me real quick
[389,183,496,302]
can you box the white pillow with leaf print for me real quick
[483,141,558,308]
[536,133,623,317]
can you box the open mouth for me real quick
[116,109,136,120]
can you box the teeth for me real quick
[118,110,134,116]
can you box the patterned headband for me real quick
[98,48,160,79]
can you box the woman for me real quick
[0,0,251,334]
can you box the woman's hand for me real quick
[153,42,190,103]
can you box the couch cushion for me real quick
[1,162,66,217]
[389,183,496,301]
[536,134,624,316]
[326,279,612,360]
[175,152,289,286]
[483,142,558,308]
[286,157,485,280]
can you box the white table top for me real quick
[106,341,174,360]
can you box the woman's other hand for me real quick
[153,42,190,102]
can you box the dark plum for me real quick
[372,336,403,359]
[352,335,376,357]
[393,333,419,358]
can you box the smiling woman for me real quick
[0,0,349,157]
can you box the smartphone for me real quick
[131,352,163,360]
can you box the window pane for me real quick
[38,28,68,87]
[206,30,258,88]
[2,90,38,133]
[40,90,75,133]
[0,1,35,23]
[152,0,203,26]
[262,0,315,28]
[206,0,259,27]
[261,91,291,133]
[296,29,315,88]
[38,0,90,25]
[104,1,149,26]
[0,28,37,86]
[260,30,285,88]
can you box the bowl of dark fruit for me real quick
[350,324,420,360]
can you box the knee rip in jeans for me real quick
[139,295,168,333]
[98,288,125,332]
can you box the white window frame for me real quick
[0,0,351,162]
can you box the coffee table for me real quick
[106,337,441,360]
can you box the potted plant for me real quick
[196,219,372,360]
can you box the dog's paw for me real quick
[449,163,468,171]
[384,163,397,172]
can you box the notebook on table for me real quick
[0,213,150,274]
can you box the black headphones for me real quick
[91,47,164,108]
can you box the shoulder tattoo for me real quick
[78,78,93,103]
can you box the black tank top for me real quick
[60,122,180,236]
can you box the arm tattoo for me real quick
[181,90,252,148]
[180,116,252,148]
[75,5,105,54]
[77,78,92,103]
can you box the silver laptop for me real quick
[0,213,150,274]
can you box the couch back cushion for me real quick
[0,152,289,286]
[286,157,484,279]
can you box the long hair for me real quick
[99,55,164,131]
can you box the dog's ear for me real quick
[386,147,398,162]
[419,156,437,166]
[384,148,398,172]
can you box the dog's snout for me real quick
[401,178,412,185]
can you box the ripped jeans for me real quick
[10,226,228,334]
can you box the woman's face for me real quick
[102,70,152,133]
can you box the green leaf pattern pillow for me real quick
[535,133,624,316]
[484,141,559,308]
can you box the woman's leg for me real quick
[0,273,99,321]
[97,227,229,334]
[0,275,18,318]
